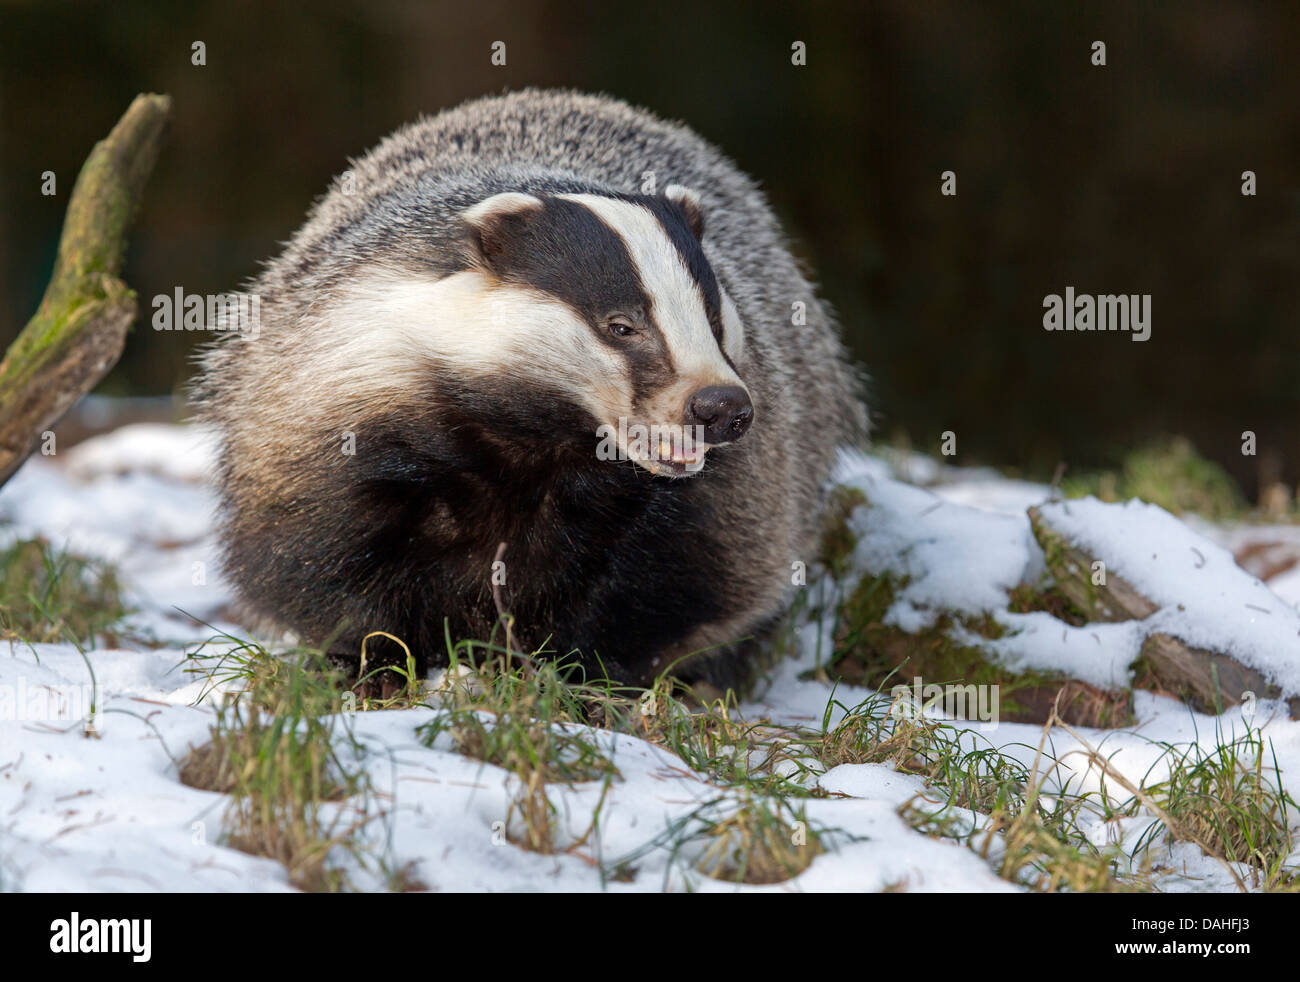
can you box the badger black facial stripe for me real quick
[478,196,653,329]
[557,193,739,393]
[458,196,672,402]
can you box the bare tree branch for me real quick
[0,93,171,488]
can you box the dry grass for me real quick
[692,792,825,884]
[417,640,620,854]
[0,537,127,646]
[1136,725,1297,890]
[180,636,379,892]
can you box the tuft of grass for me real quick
[0,537,128,647]
[977,802,1137,892]
[180,636,380,892]
[691,791,824,884]
[1136,725,1298,889]
[823,692,1030,815]
[898,769,1136,890]
[825,692,1139,891]
[609,789,832,888]
[416,638,621,854]
[1061,436,1246,519]
[639,679,824,796]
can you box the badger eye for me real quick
[608,320,638,339]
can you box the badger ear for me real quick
[664,184,705,242]
[461,192,544,268]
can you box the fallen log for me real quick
[1029,505,1299,718]
[1027,506,1156,622]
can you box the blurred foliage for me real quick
[0,0,1295,498]
[1061,436,1248,519]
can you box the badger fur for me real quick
[195,89,865,690]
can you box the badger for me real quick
[195,89,866,692]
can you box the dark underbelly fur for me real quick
[224,401,766,692]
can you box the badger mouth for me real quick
[628,437,710,478]
[639,447,709,477]
[595,419,713,478]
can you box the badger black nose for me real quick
[686,385,754,443]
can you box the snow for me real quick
[832,450,1300,696]
[1036,497,1300,696]
[837,466,1038,632]
[0,426,233,645]
[960,613,1140,691]
[1,422,1298,892]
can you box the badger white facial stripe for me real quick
[719,289,744,363]
[289,266,626,421]
[557,194,743,390]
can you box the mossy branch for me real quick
[0,93,171,488]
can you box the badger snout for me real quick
[686,385,754,443]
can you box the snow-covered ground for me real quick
[1,424,1298,892]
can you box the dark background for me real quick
[1,0,1296,497]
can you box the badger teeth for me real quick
[655,437,706,467]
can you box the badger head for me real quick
[307,185,753,478]
[454,186,752,477]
